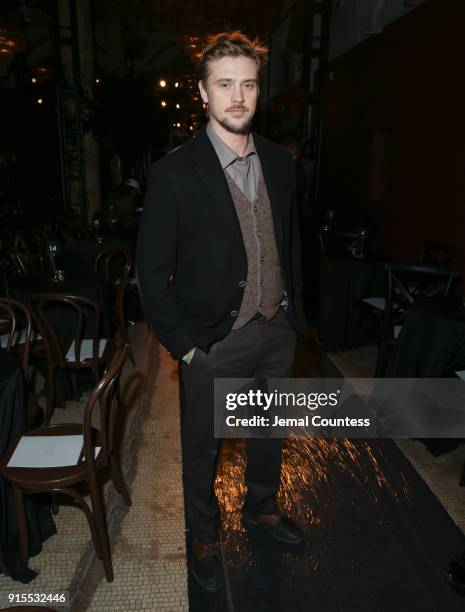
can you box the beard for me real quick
[211,108,254,135]
[217,116,253,135]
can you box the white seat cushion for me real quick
[7,434,101,468]
[0,330,42,348]
[66,338,107,362]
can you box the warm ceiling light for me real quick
[174,81,179,88]
[161,100,167,107]
[95,77,100,84]
[159,79,167,87]
[176,122,181,128]
[189,125,194,131]
[202,103,207,109]
[37,98,43,104]
[31,77,37,83]
[175,103,180,109]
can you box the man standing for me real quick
[136,31,308,592]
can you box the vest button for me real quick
[231,310,238,317]
[239,280,246,287]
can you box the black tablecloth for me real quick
[384,297,465,377]
[10,273,111,337]
[0,349,56,582]
[64,238,131,277]
[318,256,387,351]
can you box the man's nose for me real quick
[231,85,244,103]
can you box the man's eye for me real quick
[220,82,231,88]
[244,83,255,90]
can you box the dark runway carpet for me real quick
[187,337,465,611]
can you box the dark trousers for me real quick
[179,309,296,543]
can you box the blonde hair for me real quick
[199,31,268,84]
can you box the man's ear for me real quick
[198,80,208,104]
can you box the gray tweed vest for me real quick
[225,173,284,329]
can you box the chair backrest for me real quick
[94,249,133,341]
[34,293,101,367]
[384,262,458,328]
[94,248,132,286]
[420,241,455,267]
[318,231,361,257]
[82,342,129,475]
[0,297,33,375]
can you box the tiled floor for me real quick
[86,340,188,611]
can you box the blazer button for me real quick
[239,280,246,287]
[231,310,238,317]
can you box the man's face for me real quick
[199,55,259,135]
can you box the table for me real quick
[317,256,387,351]
[384,297,465,377]
[64,238,131,278]
[0,349,56,582]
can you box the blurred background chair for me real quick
[375,262,458,376]
[0,298,44,426]
[94,248,134,363]
[34,294,116,423]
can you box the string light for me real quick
[176,122,181,128]
[175,103,180,109]
[189,126,194,131]
[37,98,43,104]
[174,81,179,88]
[31,77,37,83]
[159,79,166,87]
[95,77,100,84]
[161,100,167,107]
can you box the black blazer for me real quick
[136,127,307,360]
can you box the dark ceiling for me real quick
[136,0,288,35]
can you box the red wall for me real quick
[320,0,465,288]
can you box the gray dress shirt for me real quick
[206,123,261,202]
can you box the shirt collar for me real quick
[206,122,256,170]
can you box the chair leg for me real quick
[60,486,104,560]
[89,481,113,582]
[128,344,136,367]
[45,364,56,425]
[51,493,59,515]
[91,362,100,384]
[70,370,80,400]
[109,453,132,506]
[12,487,28,566]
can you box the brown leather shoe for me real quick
[191,537,223,592]
[244,511,305,545]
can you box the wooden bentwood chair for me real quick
[0,298,44,425]
[0,343,131,582]
[34,293,116,424]
[94,248,133,356]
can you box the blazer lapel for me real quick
[193,129,243,241]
